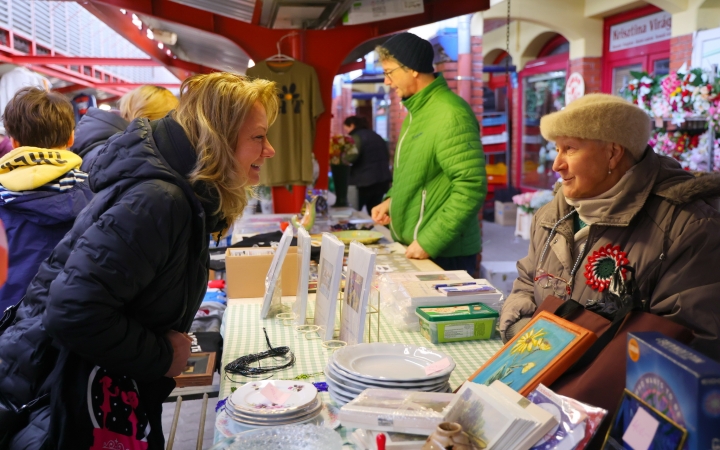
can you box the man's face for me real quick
[381,60,417,98]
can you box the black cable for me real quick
[224,328,296,379]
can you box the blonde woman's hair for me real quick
[173,72,279,223]
[119,85,179,121]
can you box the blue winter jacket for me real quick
[0,183,93,312]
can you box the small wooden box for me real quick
[174,352,216,388]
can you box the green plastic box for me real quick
[416,303,498,344]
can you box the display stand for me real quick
[293,227,312,325]
[339,242,376,345]
[260,226,294,319]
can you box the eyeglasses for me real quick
[382,65,405,79]
[534,269,572,300]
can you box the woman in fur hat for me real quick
[500,93,720,361]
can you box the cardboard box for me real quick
[225,247,298,298]
[626,332,720,450]
[494,201,517,226]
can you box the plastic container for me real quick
[416,303,498,344]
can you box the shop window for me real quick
[612,63,643,96]
[653,58,670,76]
[521,70,566,190]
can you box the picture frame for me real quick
[313,233,345,341]
[602,389,687,450]
[260,226,294,318]
[174,352,216,388]
[469,311,597,395]
[293,227,311,325]
[339,241,376,345]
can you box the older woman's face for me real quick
[552,137,616,199]
[235,102,275,185]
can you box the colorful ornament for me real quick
[584,244,629,292]
[291,196,318,231]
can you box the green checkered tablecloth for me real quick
[218,301,502,400]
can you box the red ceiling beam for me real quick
[98,95,122,103]
[92,82,180,88]
[12,56,160,66]
[54,84,86,94]
[251,0,263,25]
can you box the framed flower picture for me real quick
[469,311,597,395]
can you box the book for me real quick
[469,311,597,396]
[399,279,503,308]
[438,284,498,296]
[444,381,558,450]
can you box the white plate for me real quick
[216,403,340,438]
[332,343,455,381]
[227,401,323,426]
[327,388,351,406]
[227,397,322,422]
[325,378,360,399]
[328,361,450,388]
[230,380,318,414]
[328,386,355,404]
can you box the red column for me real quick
[670,34,693,73]
[568,57,602,94]
[471,36,484,124]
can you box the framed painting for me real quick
[469,311,597,395]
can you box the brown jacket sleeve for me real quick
[650,213,720,360]
[499,213,541,340]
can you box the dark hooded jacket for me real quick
[0,115,221,449]
[0,182,93,312]
[70,107,129,172]
[500,148,720,360]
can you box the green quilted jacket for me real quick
[387,75,486,258]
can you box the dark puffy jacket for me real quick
[0,116,220,449]
[0,183,93,312]
[349,128,392,187]
[70,107,129,172]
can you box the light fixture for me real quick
[166,49,172,56]
[248,59,255,68]
[158,42,164,49]
[98,104,111,111]
[146,29,154,40]
[120,9,126,14]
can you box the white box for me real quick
[480,261,518,300]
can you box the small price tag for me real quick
[260,383,291,406]
[424,358,450,376]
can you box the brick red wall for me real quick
[387,88,407,163]
[511,80,520,188]
[670,34,693,73]
[569,57,602,94]
[471,36,484,124]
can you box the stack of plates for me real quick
[324,343,455,405]
[226,380,322,427]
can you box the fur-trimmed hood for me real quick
[541,147,720,229]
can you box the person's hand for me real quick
[164,330,192,378]
[371,199,391,225]
[405,240,429,260]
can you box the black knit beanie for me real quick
[380,32,435,74]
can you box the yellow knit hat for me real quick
[540,93,651,160]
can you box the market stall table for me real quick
[214,292,503,444]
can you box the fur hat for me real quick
[540,93,651,160]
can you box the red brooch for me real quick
[584,244,629,292]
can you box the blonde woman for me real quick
[72,85,179,171]
[0,73,277,449]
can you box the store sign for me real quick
[565,72,585,104]
[609,11,671,52]
[344,0,424,26]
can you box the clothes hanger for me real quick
[266,32,297,68]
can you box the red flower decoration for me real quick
[584,244,629,292]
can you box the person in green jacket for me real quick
[371,32,486,274]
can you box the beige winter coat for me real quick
[500,148,720,360]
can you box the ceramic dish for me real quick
[216,404,340,438]
[330,230,384,245]
[230,380,318,415]
[327,361,451,389]
[226,397,322,422]
[226,401,323,426]
[331,343,455,381]
[327,388,351,406]
[209,423,343,450]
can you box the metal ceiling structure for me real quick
[81,0,490,210]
